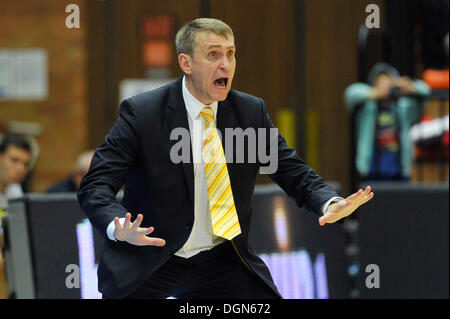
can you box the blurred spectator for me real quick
[345,62,430,181]
[0,133,32,210]
[0,133,33,299]
[46,150,94,193]
[0,133,35,299]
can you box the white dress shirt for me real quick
[0,183,23,209]
[173,76,226,258]
[106,76,342,256]
[1,184,24,236]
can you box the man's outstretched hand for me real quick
[319,186,374,226]
[113,212,166,246]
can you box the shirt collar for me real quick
[182,75,218,121]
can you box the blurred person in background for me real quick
[345,62,430,181]
[46,150,94,193]
[0,133,32,211]
[0,133,32,298]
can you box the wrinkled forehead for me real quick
[193,30,235,52]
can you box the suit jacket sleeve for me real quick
[259,98,341,217]
[77,99,140,240]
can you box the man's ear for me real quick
[178,53,192,75]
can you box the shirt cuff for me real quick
[321,197,344,215]
[106,217,125,241]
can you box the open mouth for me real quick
[213,77,228,88]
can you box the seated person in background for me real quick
[344,63,430,181]
[46,150,94,193]
[0,133,32,211]
[0,133,32,298]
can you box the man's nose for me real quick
[219,56,230,70]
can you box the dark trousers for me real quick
[122,241,280,299]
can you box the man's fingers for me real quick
[319,215,331,226]
[348,186,372,205]
[123,212,132,229]
[361,192,374,204]
[138,226,165,246]
[319,213,335,226]
[139,226,155,235]
[114,217,122,230]
[319,216,326,226]
[131,214,143,230]
[141,236,166,247]
[347,189,363,201]
[355,188,374,206]
[359,186,371,199]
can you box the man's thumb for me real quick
[319,216,326,226]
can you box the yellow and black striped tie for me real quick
[201,106,241,240]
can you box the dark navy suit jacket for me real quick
[77,76,340,298]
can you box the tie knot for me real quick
[200,107,214,123]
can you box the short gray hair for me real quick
[175,18,234,56]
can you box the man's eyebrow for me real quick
[206,44,236,50]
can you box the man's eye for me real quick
[227,51,234,56]
[209,52,216,57]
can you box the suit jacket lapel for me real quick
[166,77,194,206]
[217,99,231,156]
